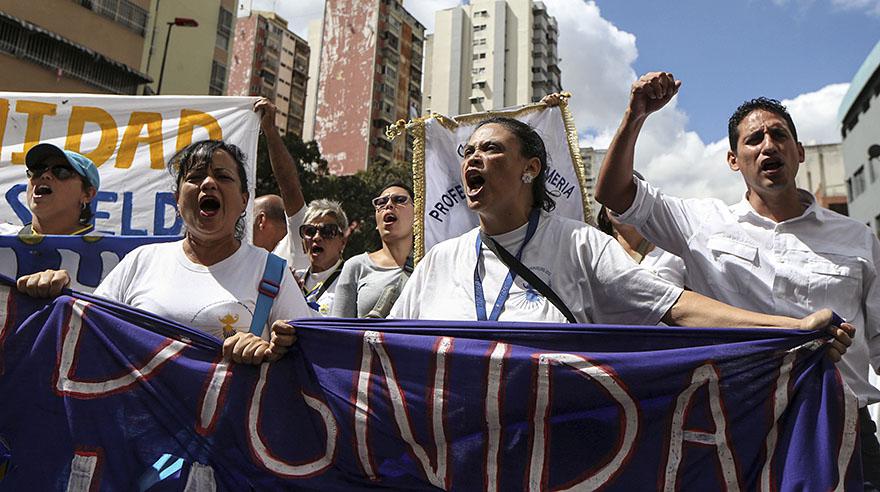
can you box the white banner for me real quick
[0,93,260,236]
[410,103,590,260]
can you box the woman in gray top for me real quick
[331,182,414,318]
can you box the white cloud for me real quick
[782,83,849,145]
[829,0,880,14]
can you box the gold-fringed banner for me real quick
[389,94,592,262]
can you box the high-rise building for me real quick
[0,0,152,94]
[580,146,606,220]
[840,39,880,237]
[227,11,310,137]
[140,0,237,95]
[422,0,561,117]
[795,143,848,216]
[304,0,425,175]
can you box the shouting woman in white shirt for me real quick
[294,199,349,315]
[389,116,853,360]
[17,140,313,364]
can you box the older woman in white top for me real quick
[388,116,852,360]
[17,140,311,364]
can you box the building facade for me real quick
[840,39,880,236]
[580,146,605,220]
[227,11,309,137]
[139,0,237,95]
[795,143,848,216]
[422,0,561,116]
[0,0,152,94]
[304,0,425,174]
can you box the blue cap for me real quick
[25,143,100,190]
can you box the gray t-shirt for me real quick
[331,252,406,318]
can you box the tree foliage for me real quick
[254,133,413,259]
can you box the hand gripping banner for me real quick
[388,94,592,261]
[0,276,862,490]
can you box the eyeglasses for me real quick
[26,165,77,181]
[299,223,342,239]
[372,194,410,209]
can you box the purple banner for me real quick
[0,276,861,490]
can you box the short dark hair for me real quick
[596,205,614,236]
[728,97,799,152]
[473,117,556,212]
[167,140,250,238]
[379,181,414,201]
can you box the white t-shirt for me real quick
[272,205,310,272]
[94,240,315,340]
[641,247,686,288]
[294,259,343,315]
[391,211,683,324]
[617,177,880,406]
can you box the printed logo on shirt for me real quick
[510,265,553,310]
[191,301,253,337]
[219,314,240,338]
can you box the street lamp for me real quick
[157,17,199,95]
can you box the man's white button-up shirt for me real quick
[616,177,880,406]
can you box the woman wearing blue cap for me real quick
[0,143,100,236]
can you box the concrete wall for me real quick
[227,15,257,96]
[0,0,149,70]
[302,18,323,141]
[313,0,380,174]
[843,88,880,233]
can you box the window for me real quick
[847,178,853,201]
[472,53,486,60]
[474,25,487,32]
[853,166,866,198]
[215,7,233,50]
[209,61,227,95]
[385,32,399,50]
[474,10,489,17]
[388,16,401,31]
[473,38,487,46]
[472,81,486,88]
[471,67,486,75]
[77,0,148,35]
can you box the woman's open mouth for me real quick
[310,244,325,256]
[382,212,398,225]
[198,196,221,217]
[465,169,485,198]
[33,184,53,199]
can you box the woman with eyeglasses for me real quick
[385,117,852,360]
[0,143,100,236]
[17,140,314,365]
[294,199,349,315]
[330,182,415,318]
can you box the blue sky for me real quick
[597,0,879,142]
[266,0,879,201]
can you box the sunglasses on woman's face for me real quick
[372,194,410,209]
[26,165,77,181]
[299,223,341,239]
